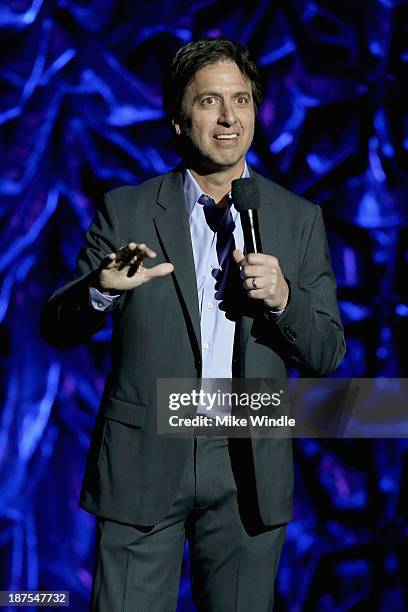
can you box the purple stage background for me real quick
[0,1,407,610]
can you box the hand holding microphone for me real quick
[231,177,289,311]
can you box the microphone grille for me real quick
[231,177,260,211]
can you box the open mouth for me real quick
[214,133,239,140]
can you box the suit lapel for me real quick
[248,168,282,256]
[153,171,201,353]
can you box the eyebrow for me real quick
[193,90,252,103]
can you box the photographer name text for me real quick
[168,414,295,428]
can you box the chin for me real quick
[187,143,245,173]
[208,151,245,169]
[204,159,242,174]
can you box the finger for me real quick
[101,252,119,269]
[240,264,267,279]
[243,277,264,291]
[115,245,134,269]
[245,252,265,265]
[131,243,157,259]
[117,243,156,261]
[245,253,278,266]
[127,262,174,280]
[247,287,269,300]
[145,262,174,278]
[232,249,246,266]
[128,249,161,269]
[117,243,157,269]
[115,244,133,262]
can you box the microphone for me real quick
[231,177,262,254]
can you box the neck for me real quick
[188,161,245,205]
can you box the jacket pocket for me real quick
[103,397,146,428]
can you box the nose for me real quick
[218,99,238,126]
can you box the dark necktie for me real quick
[198,194,236,275]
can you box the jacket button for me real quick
[283,325,297,342]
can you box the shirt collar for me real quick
[183,162,250,218]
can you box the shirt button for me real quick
[207,302,213,309]
[202,342,209,350]
[97,302,103,309]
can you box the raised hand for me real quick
[98,242,174,292]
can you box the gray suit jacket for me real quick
[41,168,345,526]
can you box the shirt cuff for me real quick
[264,307,286,321]
[89,287,121,312]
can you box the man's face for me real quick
[174,60,255,173]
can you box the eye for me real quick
[202,97,216,105]
[236,96,249,104]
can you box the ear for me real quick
[172,119,181,136]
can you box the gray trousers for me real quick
[91,436,287,611]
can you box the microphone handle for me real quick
[241,210,263,254]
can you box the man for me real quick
[41,38,345,611]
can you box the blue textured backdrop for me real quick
[0,1,407,610]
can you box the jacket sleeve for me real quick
[274,205,346,375]
[40,192,123,348]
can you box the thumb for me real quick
[232,249,245,266]
[146,262,174,279]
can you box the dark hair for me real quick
[163,38,262,125]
